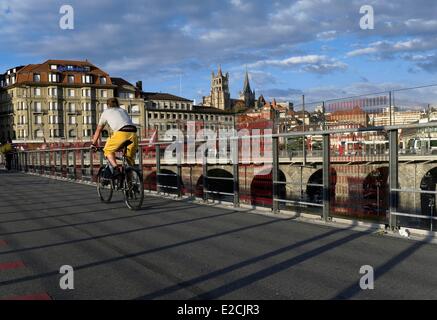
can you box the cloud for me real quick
[250,55,347,74]
[259,88,303,101]
[2,0,437,99]
[316,30,337,41]
[347,38,437,57]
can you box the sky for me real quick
[1,0,437,107]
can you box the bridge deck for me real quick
[0,171,436,300]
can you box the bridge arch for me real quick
[196,168,233,200]
[144,169,184,193]
[306,168,337,203]
[420,167,437,229]
[251,169,286,206]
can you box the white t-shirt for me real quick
[98,107,134,132]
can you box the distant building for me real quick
[202,66,231,111]
[0,60,139,142]
[238,70,256,108]
[143,91,234,139]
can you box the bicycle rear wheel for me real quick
[124,168,144,210]
[97,167,113,203]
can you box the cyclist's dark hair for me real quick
[107,98,120,108]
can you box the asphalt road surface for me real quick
[0,171,436,300]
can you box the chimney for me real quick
[136,81,143,92]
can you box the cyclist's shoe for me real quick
[103,165,121,180]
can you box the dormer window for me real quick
[49,73,59,83]
[67,75,75,84]
[50,64,58,70]
[33,74,41,82]
[82,75,93,84]
[100,76,107,84]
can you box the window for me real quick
[131,105,139,113]
[82,89,91,97]
[67,75,75,84]
[101,90,107,98]
[102,103,108,111]
[50,129,60,138]
[34,88,41,96]
[83,116,92,124]
[82,102,91,111]
[68,103,76,112]
[100,77,107,84]
[82,75,93,84]
[49,73,59,83]
[132,116,140,125]
[35,115,42,124]
[35,129,44,138]
[49,102,58,110]
[48,88,58,97]
[34,102,42,112]
[83,129,92,137]
[33,74,41,82]
[68,89,75,97]
[69,116,76,125]
[49,115,59,124]
[50,65,57,70]
[69,129,76,138]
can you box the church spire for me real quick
[243,69,251,93]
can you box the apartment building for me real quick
[0,60,236,144]
[143,92,235,140]
[0,59,144,142]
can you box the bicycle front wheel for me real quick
[97,167,113,203]
[124,168,144,210]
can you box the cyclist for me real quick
[91,98,138,178]
[0,138,14,171]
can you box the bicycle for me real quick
[93,140,144,210]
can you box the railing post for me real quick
[389,129,399,230]
[156,144,161,194]
[89,149,94,182]
[138,144,143,171]
[24,152,28,172]
[232,136,240,208]
[177,141,182,198]
[203,146,208,202]
[272,136,279,213]
[73,150,77,180]
[53,151,57,177]
[80,149,85,182]
[51,151,54,176]
[59,150,63,178]
[66,150,70,179]
[323,134,331,222]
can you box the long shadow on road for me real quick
[331,235,432,300]
[0,214,295,288]
[135,225,356,300]
[0,210,238,256]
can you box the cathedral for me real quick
[202,66,258,111]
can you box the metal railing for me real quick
[9,120,437,233]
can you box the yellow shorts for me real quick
[103,131,138,166]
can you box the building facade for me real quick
[144,92,235,140]
[202,66,231,111]
[0,60,143,142]
[0,60,236,144]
